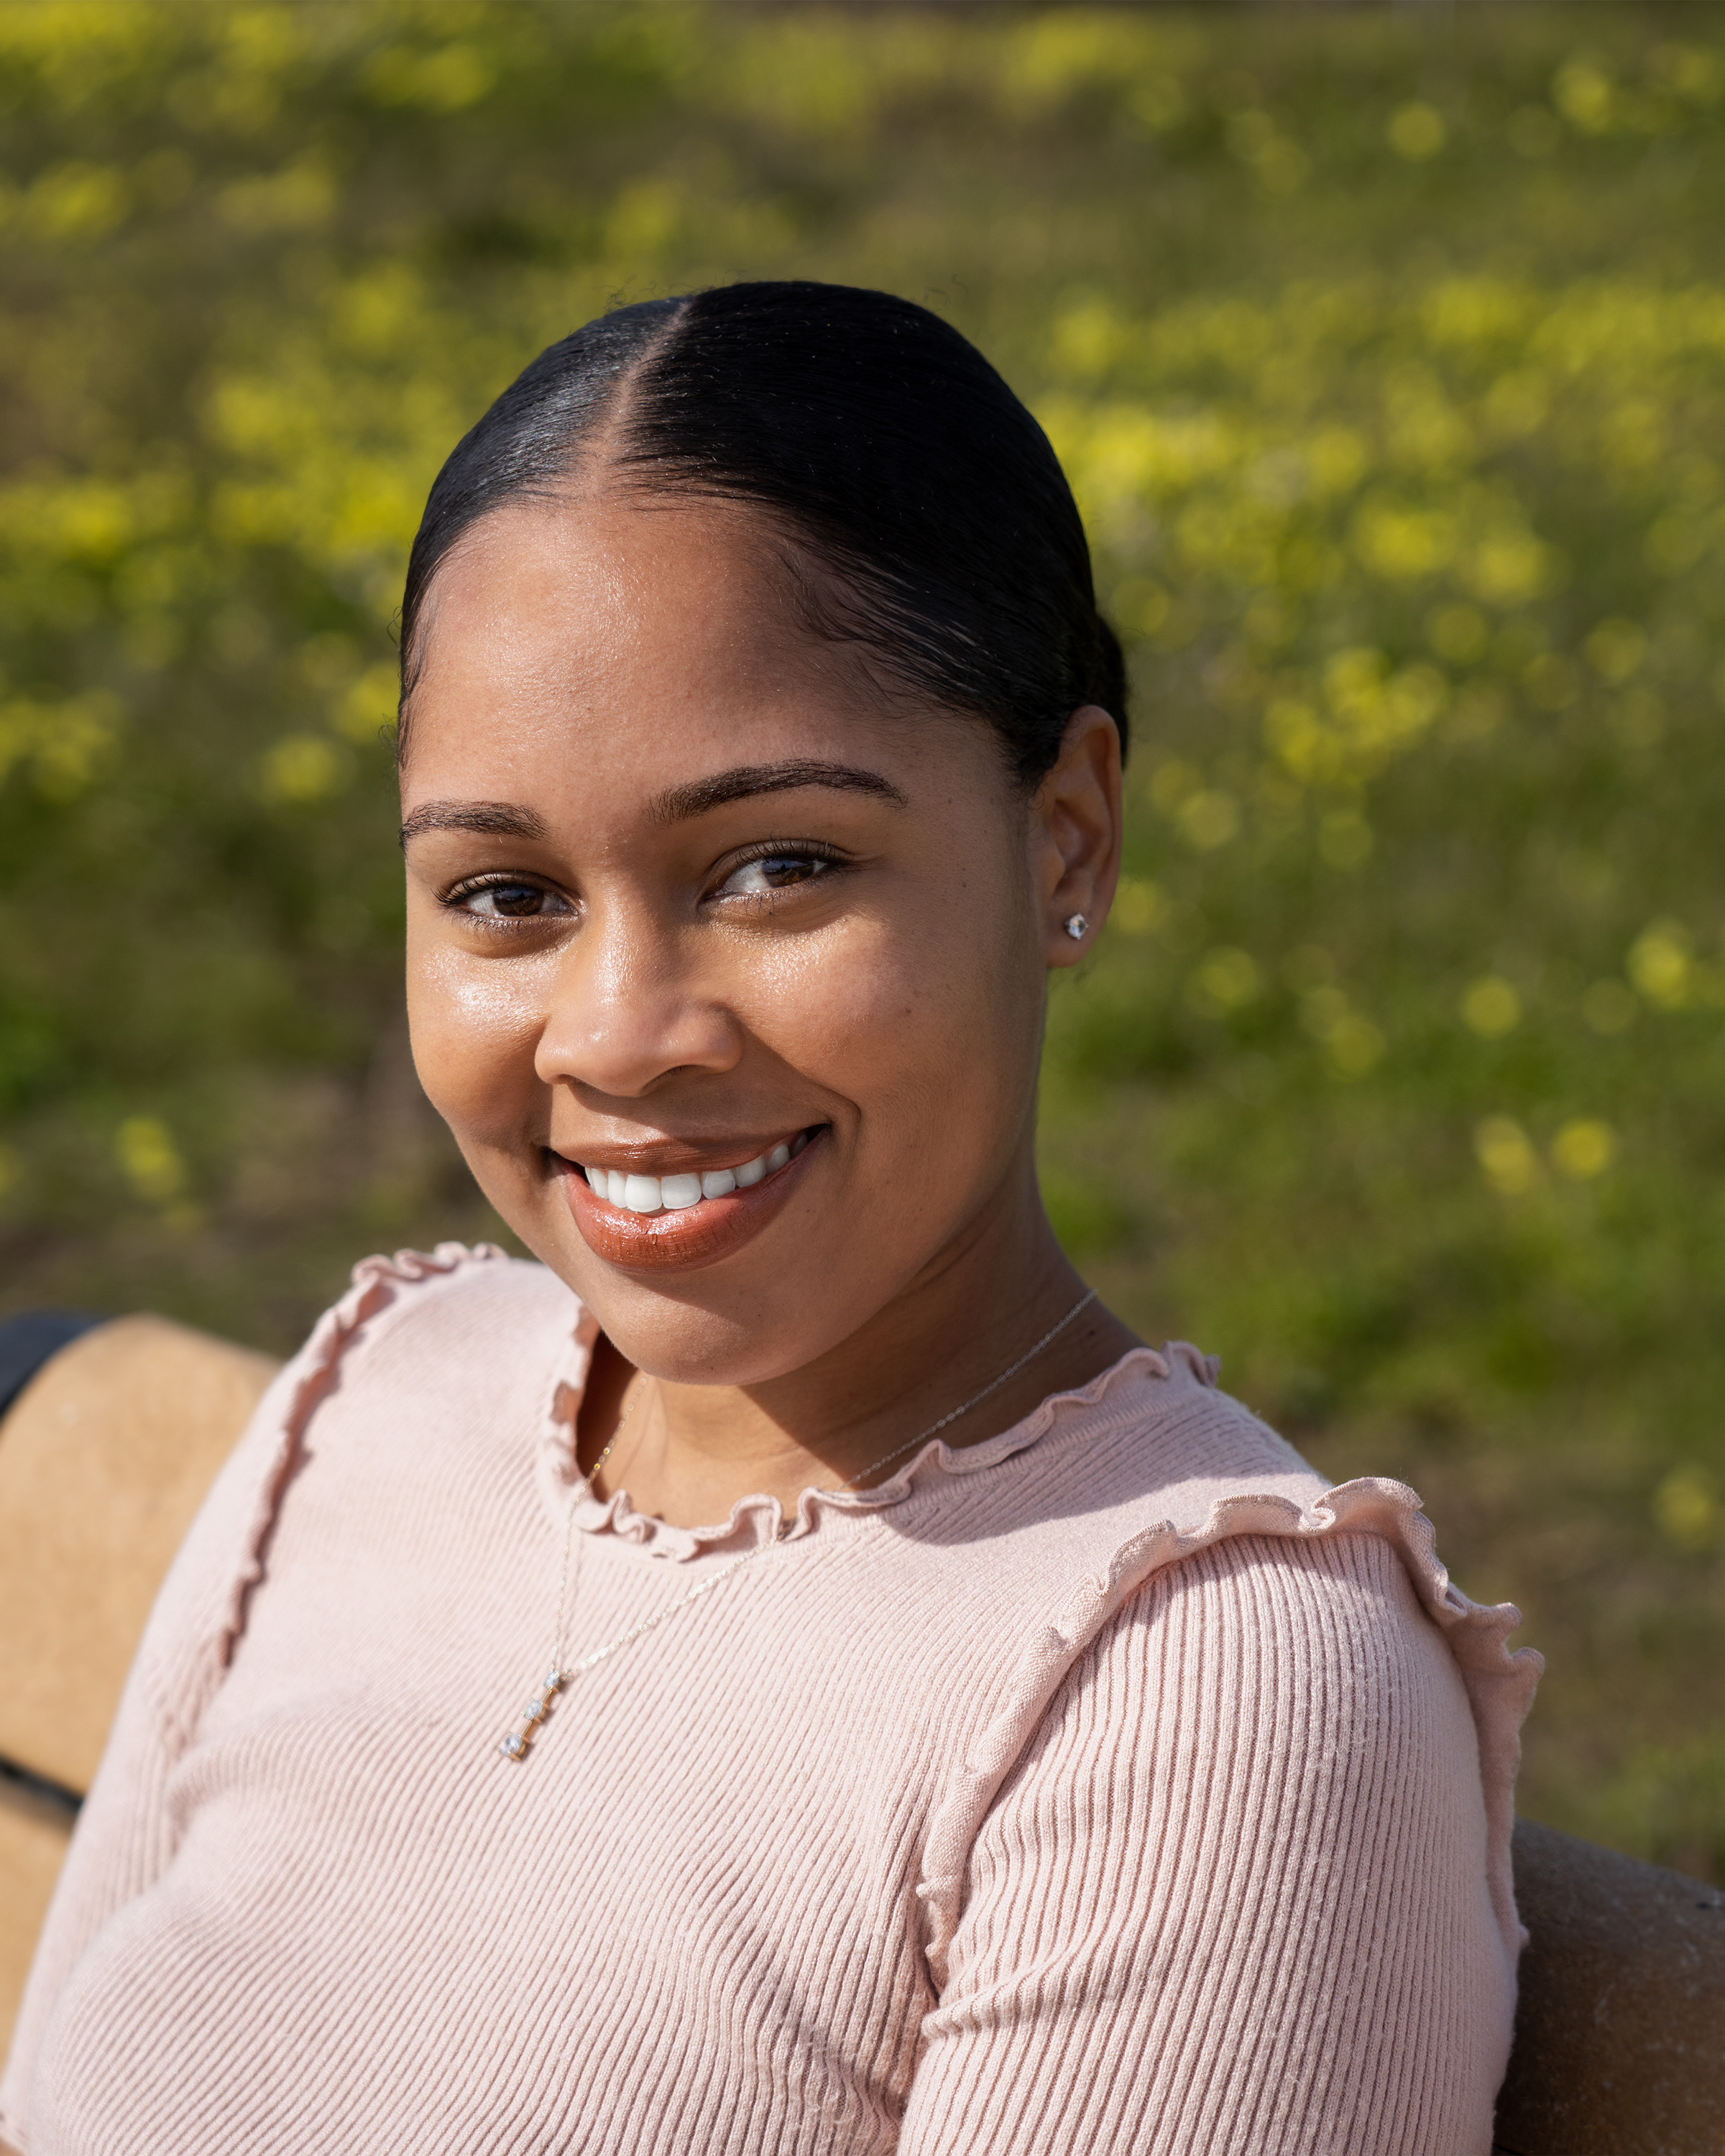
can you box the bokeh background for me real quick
[1,1,1721,1879]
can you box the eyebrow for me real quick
[648,760,907,823]
[397,762,906,849]
[399,801,549,847]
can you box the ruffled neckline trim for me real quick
[536,1335,1221,1561]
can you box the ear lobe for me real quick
[1036,705,1123,968]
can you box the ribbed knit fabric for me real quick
[1,1245,1541,2155]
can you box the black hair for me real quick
[398,280,1127,786]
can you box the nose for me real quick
[533,900,742,1100]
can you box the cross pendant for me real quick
[498,1668,564,1761]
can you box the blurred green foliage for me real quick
[0,1,1722,1876]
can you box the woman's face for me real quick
[401,493,1115,1386]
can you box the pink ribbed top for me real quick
[3,1245,1540,2155]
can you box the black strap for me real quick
[0,1750,82,1819]
[0,1308,106,1422]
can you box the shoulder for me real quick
[922,1344,1328,1565]
[958,1350,1527,1710]
[126,1245,583,1740]
[1034,1367,1542,1836]
[321,1240,581,1364]
[915,1355,1542,1977]
[264,1240,585,1430]
[248,1238,588,1515]
[1091,1524,1467,1735]
[1058,1485,1541,1974]
[1084,1342,1329,1522]
[1000,1530,1496,1891]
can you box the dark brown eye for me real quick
[721,854,829,898]
[457,881,571,921]
[760,855,819,888]
[490,885,546,916]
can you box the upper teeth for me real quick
[584,1136,804,1215]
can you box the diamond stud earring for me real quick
[1064,913,1088,941]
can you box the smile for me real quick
[555,1128,824,1273]
[579,1130,812,1215]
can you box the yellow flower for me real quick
[1551,1119,1616,1180]
[1475,1117,1539,1194]
[1653,1467,1719,1554]
[1628,922,1693,1008]
[262,734,350,804]
[1188,949,1263,1015]
[116,1118,186,1205]
[1387,103,1447,162]
[1461,977,1522,1038]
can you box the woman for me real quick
[1,282,1540,2155]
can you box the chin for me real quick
[578,1281,865,1389]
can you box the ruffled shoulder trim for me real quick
[163,1243,509,1749]
[916,1474,1542,1989]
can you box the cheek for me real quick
[405,935,551,1140]
[744,880,1039,1152]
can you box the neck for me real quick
[577,1156,1143,1530]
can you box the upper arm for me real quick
[0,1348,305,2149]
[0,1248,556,2150]
[898,1531,1514,2156]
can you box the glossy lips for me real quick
[558,1130,821,1272]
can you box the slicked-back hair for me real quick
[398,281,1127,786]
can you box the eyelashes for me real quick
[443,877,574,923]
[714,841,849,900]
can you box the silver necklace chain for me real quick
[497,1286,1098,1761]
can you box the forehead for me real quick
[401,494,894,791]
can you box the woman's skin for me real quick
[401,486,1139,1529]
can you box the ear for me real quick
[1031,705,1123,968]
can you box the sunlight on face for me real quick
[401,494,1057,1386]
